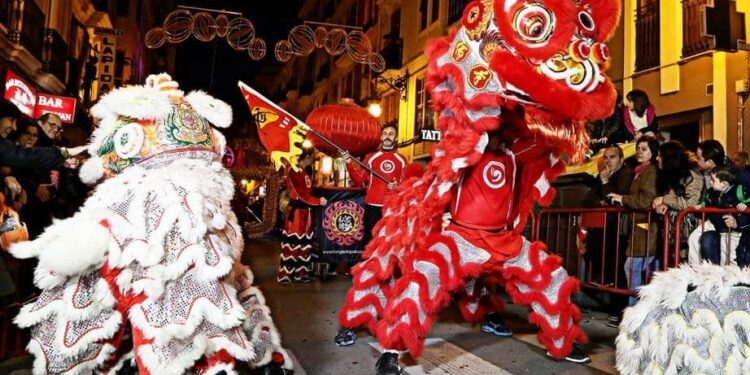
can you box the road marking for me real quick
[514,333,617,374]
[370,338,514,375]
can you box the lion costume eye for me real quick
[578,11,596,32]
[513,4,554,44]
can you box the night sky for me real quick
[170,0,305,134]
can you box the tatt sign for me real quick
[4,70,36,116]
[34,94,77,124]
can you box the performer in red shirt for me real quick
[343,124,408,245]
[278,152,326,284]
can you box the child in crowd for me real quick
[699,166,750,266]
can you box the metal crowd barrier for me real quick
[534,207,670,296]
[673,207,745,267]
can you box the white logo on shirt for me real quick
[380,160,395,173]
[482,161,506,189]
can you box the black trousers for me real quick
[363,204,383,247]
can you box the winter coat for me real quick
[622,164,658,257]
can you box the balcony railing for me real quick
[682,0,712,57]
[448,0,472,25]
[20,0,45,61]
[635,2,660,71]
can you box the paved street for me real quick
[244,239,621,375]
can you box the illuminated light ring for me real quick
[369,52,386,73]
[248,38,267,61]
[324,28,347,56]
[145,28,167,49]
[192,12,217,42]
[346,30,373,63]
[227,17,255,50]
[164,9,193,43]
[289,25,316,56]
[314,26,328,48]
[215,14,230,38]
[274,40,294,62]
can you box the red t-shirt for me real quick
[346,150,408,206]
[286,169,321,206]
[450,149,517,230]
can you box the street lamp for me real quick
[367,99,382,118]
[373,69,410,101]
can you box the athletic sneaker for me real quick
[335,328,357,346]
[547,344,591,364]
[606,316,621,329]
[375,352,401,375]
[481,314,513,337]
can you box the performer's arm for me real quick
[345,154,370,187]
[288,171,322,206]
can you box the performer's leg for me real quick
[375,232,482,358]
[501,239,587,360]
[277,230,295,284]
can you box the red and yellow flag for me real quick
[238,81,308,171]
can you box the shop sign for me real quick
[97,33,118,95]
[421,129,441,142]
[4,70,36,116]
[35,94,77,123]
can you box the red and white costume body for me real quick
[339,0,621,362]
[10,75,292,375]
[278,169,321,283]
[347,150,408,207]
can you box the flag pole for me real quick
[239,82,392,184]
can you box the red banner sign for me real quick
[4,70,36,117]
[34,93,77,124]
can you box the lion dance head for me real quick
[80,73,231,184]
[362,0,620,277]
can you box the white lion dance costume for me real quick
[616,264,750,374]
[338,0,621,368]
[10,74,292,375]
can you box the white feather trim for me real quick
[79,156,106,185]
[36,218,110,277]
[27,339,116,375]
[185,90,233,128]
[91,85,172,121]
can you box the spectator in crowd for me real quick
[652,141,704,263]
[699,166,750,266]
[587,92,626,155]
[687,140,750,264]
[608,137,660,306]
[581,144,633,327]
[13,120,41,149]
[732,150,750,170]
[623,89,659,141]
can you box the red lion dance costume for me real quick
[339,0,620,371]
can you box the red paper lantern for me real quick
[305,99,381,156]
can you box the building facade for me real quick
[613,0,750,152]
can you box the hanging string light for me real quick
[145,6,267,61]
[145,7,384,71]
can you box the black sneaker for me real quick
[547,344,591,364]
[375,352,401,375]
[606,315,619,323]
[335,328,357,346]
[606,316,621,329]
[481,314,512,337]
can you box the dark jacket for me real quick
[583,165,634,208]
[705,185,750,231]
[589,102,627,144]
[0,138,64,170]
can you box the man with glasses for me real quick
[37,113,64,142]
